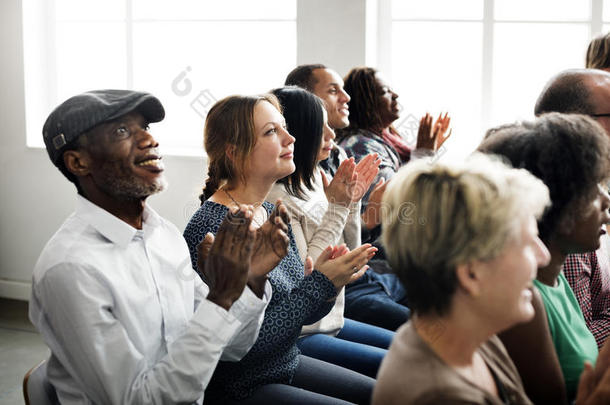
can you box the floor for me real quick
[0,298,49,405]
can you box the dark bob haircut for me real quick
[478,112,610,242]
[272,86,326,199]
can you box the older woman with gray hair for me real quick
[373,153,610,405]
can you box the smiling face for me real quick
[375,73,400,127]
[245,100,295,183]
[316,109,336,163]
[311,68,351,129]
[558,183,610,253]
[477,215,551,328]
[78,111,166,200]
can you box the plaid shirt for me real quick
[563,234,610,348]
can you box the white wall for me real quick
[0,0,367,300]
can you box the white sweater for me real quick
[267,168,361,336]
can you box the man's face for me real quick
[80,112,167,200]
[311,68,351,129]
[586,73,610,136]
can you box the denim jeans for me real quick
[345,271,411,331]
[297,318,394,378]
[208,355,374,405]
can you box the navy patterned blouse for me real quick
[183,200,337,400]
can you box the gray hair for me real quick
[381,153,549,316]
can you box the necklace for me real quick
[222,188,268,227]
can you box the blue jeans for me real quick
[297,318,394,378]
[214,355,374,405]
[345,271,411,331]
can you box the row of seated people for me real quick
[29,33,610,405]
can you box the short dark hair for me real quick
[534,70,594,116]
[285,64,327,92]
[271,86,325,199]
[478,113,610,242]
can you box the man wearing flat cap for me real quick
[29,90,272,404]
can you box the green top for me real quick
[534,273,598,400]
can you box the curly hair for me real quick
[478,113,610,242]
[340,67,385,134]
[200,94,282,204]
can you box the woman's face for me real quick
[559,183,610,253]
[316,109,336,163]
[478,215,551,328]
[245,101,295,183]
[375,73,400,128]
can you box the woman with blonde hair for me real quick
[586,32,610,71]
[374,151,610,405]
[184,94,377,404]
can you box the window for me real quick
[23,0,296,154]
[385,0,606,159]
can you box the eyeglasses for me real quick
[589,113,610,118]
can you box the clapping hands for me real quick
[416,112,451,151]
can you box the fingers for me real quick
[198,232,215,260]
[349,264,369,283]
[373,177,386,191]
[304,256,314,277]
[335,157,355,182]
[343,244,376,268]
[274,200,291,229]
[354,153,377,174]
[227,205,252,257]
[314,245,335,268]
[335,244,350,259]
[320,169,330,189]
[576,362,596,404]
[236,215,256,264]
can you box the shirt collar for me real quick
[75,194,161,247]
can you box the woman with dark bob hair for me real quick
[374,151,610,405]
[478,113,610,404]
[267,86,412,378]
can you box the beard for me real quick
[95,163,168,201]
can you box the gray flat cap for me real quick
[42,89,165,166]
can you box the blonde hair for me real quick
[381,153,549,315]
[200,94,281,203]
[586,32,610,70]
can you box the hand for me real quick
[304,256,314,277]
[416,112,452,151]
[361,178,388,230]
[250,200,291,292]
[575,339,610,404]
[433,112,451,150]
[351,153,381,202]
[321,158,357,207]
[314,243,377,289]
[200,205,255,311]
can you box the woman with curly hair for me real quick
[374,149,610,405]
[337,67,450,231]
[478,113,610,404]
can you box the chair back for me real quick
[23,360,58,405]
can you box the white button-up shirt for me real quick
[30,195,270,404]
